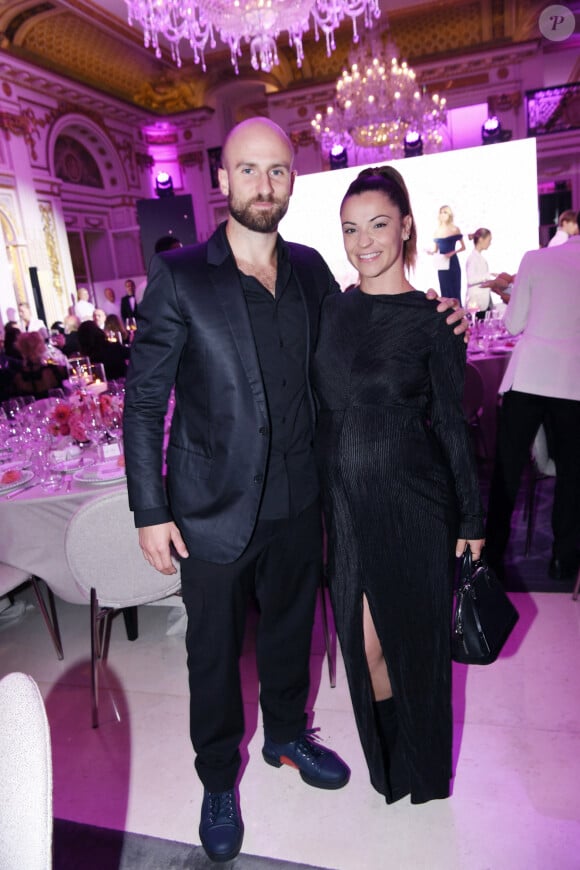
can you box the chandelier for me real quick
[125,0,381,74]
[311,36,448,159]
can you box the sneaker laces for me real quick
[295,728,325,759]
[207,791,238,825]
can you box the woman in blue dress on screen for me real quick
[429,205,465,303]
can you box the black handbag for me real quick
[451,547,519,665]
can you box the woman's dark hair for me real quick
[468,227,491,245]
[104,313,128,341]
[341,166,417,271]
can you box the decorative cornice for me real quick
[289,129,316,150]
[180,150,204,169]
[488,92,523,114]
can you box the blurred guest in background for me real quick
[44,322,69,368]
[104,313,129,345]
[62,314,81,357]
[77,320,130,380]
[120,279,138,321]
[11,331,64,398]
[0,324,22,401]
[17,301,47,338]
[73,287,94,322]
[2,324,22,366]
[486,212,580,582]
[428,205,465,303]
[548,209,578,247]
[92,308,107,330]
[465,228,493,316]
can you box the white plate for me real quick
[0,469,34,494]
[50,457,85,474]
[73,460,126,485]
[0,458,32,473]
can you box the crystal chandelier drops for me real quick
[311,36,448,159]
[125,0,381,74]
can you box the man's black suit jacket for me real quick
[123,224,339,564]
[120,294,137,321]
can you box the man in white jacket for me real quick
[486,217,580,580]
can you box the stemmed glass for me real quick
[84,398,107,451]
[125,317,137,342]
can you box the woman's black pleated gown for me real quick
[312,289,484,804]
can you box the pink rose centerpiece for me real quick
[48,391,123,444]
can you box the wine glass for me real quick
[125,317,137,338]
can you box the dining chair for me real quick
[0,563,63,660]
[462,362,486,459]
[0,672,53,870]
[524,424,556,557]
[64,489,181,727]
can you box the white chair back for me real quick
[0,672,52,870]
[64,489,180,607]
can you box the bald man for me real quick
[124,118,465,861]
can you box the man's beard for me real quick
[228,193,289,233]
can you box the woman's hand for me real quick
[456,538,485,560]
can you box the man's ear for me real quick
[218,167,229,197]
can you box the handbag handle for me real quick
[459,544,473,586]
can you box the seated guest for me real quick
[1,324,23,367]
[44,322,69,368]
[63,315,81,357]
[17,301,47,338]
[11,331,65,398]
[93,308,107,330]
[77,320,130,380]
[0,325,22,401]
[104,313,129,345]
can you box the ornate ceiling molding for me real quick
[0,0,562,116]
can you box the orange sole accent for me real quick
[279,755,299,769]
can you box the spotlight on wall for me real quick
[328,144,348,170]
[155,172,174,197]
[404,131,423,158]
[481,117,512,145]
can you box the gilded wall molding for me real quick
[38,200,63,299]
[0,106,52,161]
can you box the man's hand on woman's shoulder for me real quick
[425,288,468,340]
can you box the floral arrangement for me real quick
[48,391,123,442]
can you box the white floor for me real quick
[1,587,580,869]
